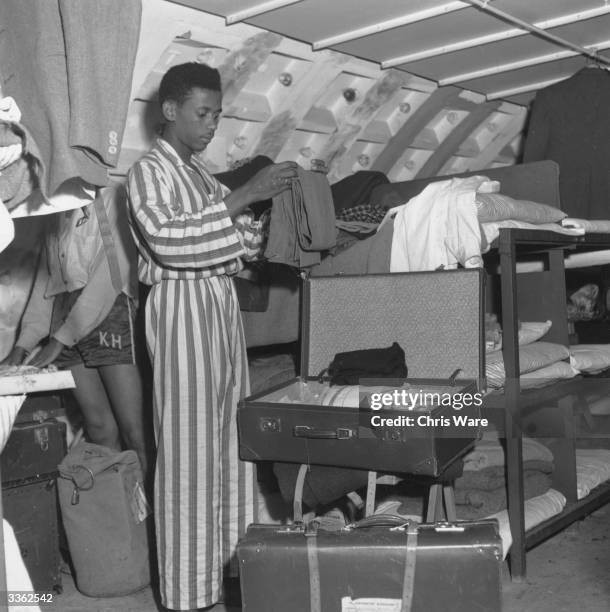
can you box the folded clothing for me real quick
[576,448,610,499]
[486,341,570,389]
[265,167,336,268]
[331,170,389,214]
[327,341,408,385]
[455,470,552,519]
[455,459,553,491]
[336,203,388,224]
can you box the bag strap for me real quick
[400,523,418,612]
[93,189,122,293]
[365,470,377,517]
[306,533,321,612]
[293,463,309,524]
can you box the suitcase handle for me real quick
[347,514,413,530]
[293,425,356,439]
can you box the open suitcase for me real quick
[238,270,486,476]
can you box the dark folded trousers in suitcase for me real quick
[238,516,502,612]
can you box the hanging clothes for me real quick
[523,67,610,220]
[0,0,141,195]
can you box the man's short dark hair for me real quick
[158,62,222,107]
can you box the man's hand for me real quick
[225,161,300,217]
[246,161,300,201]
[27,338,65,368]
[1,346,28,366]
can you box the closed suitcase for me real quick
[238,516,502,612]
[238,270,486,476]
[2,479,62,593]
[1,419,66,485]
[238,376,482,475]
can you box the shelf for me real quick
[493,225,610,581]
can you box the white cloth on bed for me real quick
[481,219,584,245]
[388,176,491,272]
[561,218,610,233]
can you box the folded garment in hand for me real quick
[327,341,408,386]
[265,167,336,268]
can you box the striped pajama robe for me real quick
[127,139,264,610]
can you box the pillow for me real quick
[519,361,579,390]
[486,341,570,389]
[569,344,610,374]
[519,321,552,346]
[486,320,553,353]
[475,192,566,224]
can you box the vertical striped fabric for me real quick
[146,275,256,610]
[127,138,268,286]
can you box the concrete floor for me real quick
[45,503,610,612]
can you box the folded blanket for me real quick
[481,220,584,246]
[463,429,554,471]
[490,489,566,559]
[486,341,570,389]
[455,471,552,519]
[561,218,610,233]
[455,460,554,491]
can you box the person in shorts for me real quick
[2,182,150,480]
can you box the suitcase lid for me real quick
[300,270,485,388]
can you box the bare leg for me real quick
[70,363,121,451]
[98,362,150,480]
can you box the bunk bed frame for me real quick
[243,159,610,580]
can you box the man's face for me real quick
[167,87,222,153]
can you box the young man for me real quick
[127,62,298,611]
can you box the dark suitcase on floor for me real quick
[1,419,67,484]
[238,516,502,612]
[2,479,63,593]
[1,414,66,593]
[238,270,486,476]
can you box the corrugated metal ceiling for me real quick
[171,0,610,106]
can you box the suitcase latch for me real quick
[434,523,465,532]
[34,426,49,452]
[259,417,281,433]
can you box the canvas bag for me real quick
[57,441,151,597]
